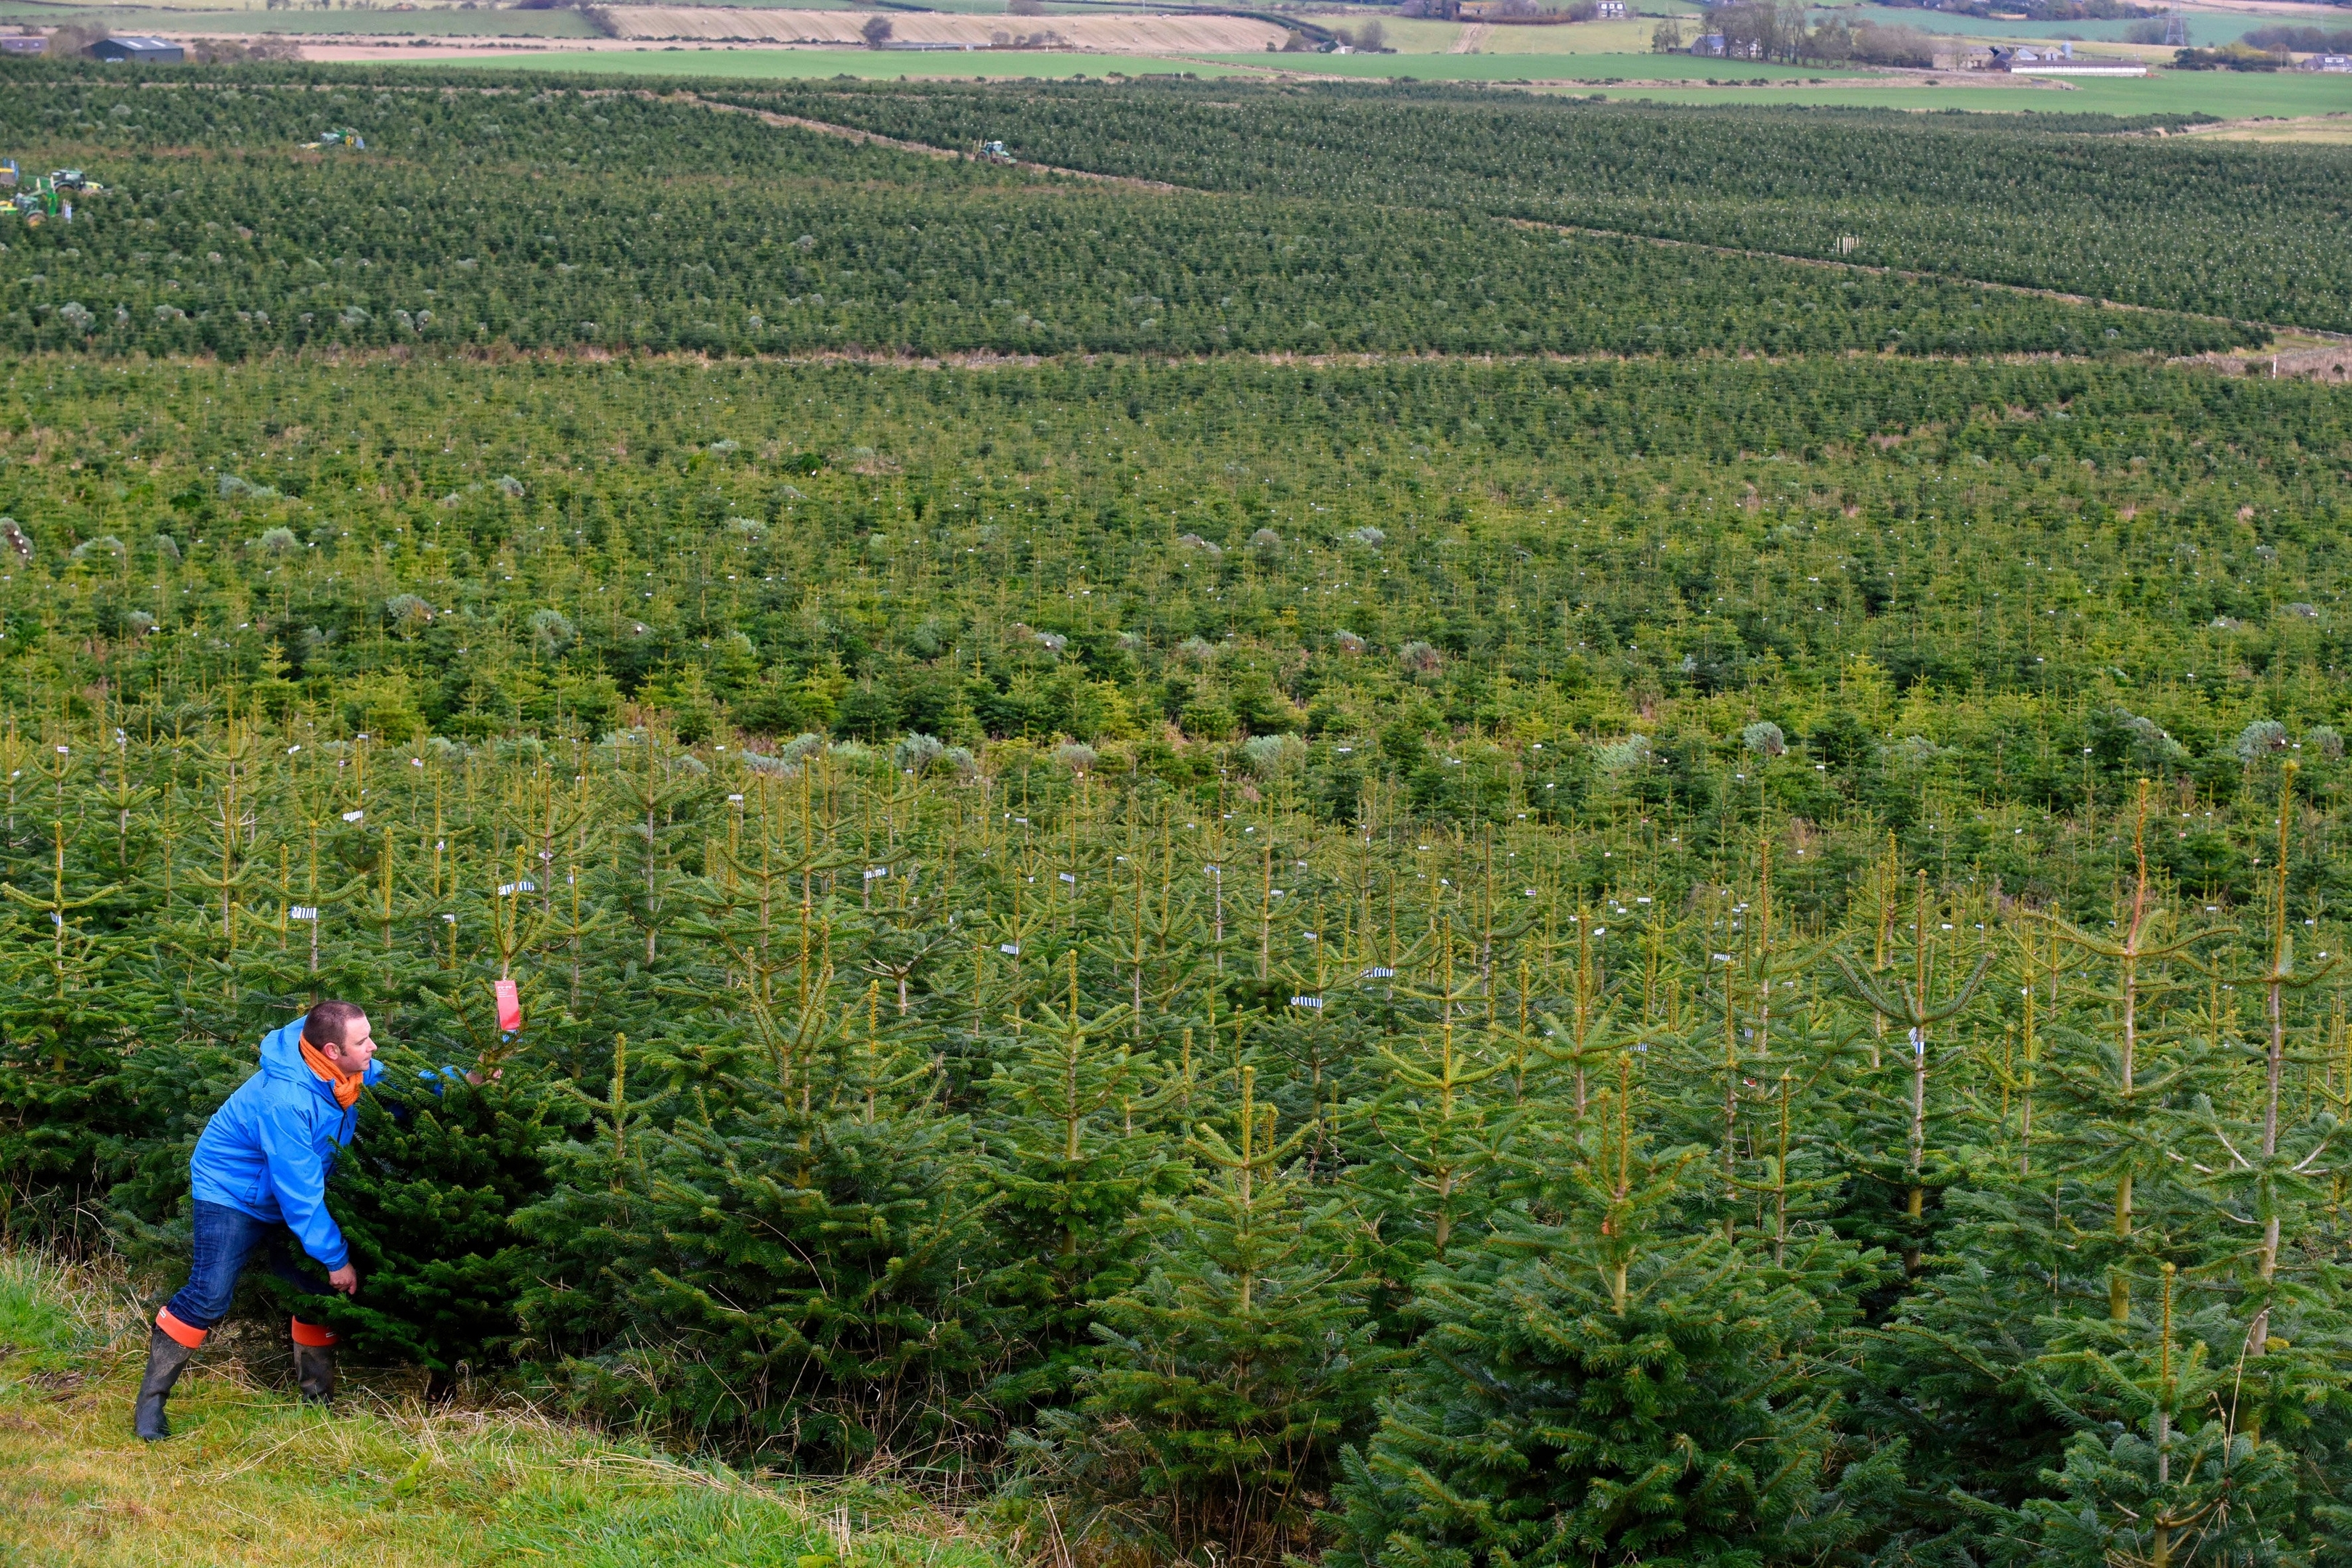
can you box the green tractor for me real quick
[303,128,367,151]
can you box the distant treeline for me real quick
[2242,21,2352,51]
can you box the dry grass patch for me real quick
[0,1254,1013,1568]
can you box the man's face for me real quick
[325,1013,377,1075]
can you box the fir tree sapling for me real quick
[0,819,137,1243]
[2033,791,2226,1325]
[1334,1055,1893,1568]
[518,989,992,1463]
[1852,918,2080,1538]
[2178,761,2348,1454]
[1831,871,1994,1278]
[298,1056,577,1397]
[1985,1265,2300,1568]
[979,951,1182,1411]
[1348,936,1516,1292]
[1039,1066,1384,1564]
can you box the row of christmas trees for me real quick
[4,707,2349,1564]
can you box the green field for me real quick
[452,44,1258,78]
[0,1,604,33]
[1211,48,1885,81]
[7,49,2352,1568]
[445,45,1871,85]
[0,0,1159,25]
[1437,16,1667,52]
[460,43,2352,115]
[1596,66,2352,116]
[1196,48,2352,115]
[1837,0,2281,43]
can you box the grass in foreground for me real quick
[0,1254,1011,1568]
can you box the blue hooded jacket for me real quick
[189,1016,385,1270]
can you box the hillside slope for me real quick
[0,1255,1006,1568]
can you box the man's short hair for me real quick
[303,1000,367,1051]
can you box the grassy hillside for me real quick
[0,1254,1009,1568]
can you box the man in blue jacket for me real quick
[136,1000,385,1440]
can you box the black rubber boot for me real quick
[134,1326,196,1441]
[293,1339,336,1406]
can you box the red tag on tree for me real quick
[494,979,522,1034]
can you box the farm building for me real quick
[2303,53,2351,70]
[1690,32,1763,57]
[86,36,183,62]
[0,35,45,53]
[1986,42,2147,75]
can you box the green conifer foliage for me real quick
[1347,933,1516,1297]
[518,987,990,1462]
[2184,764,2349,1449]
[6,217,2352,1555]
[2033,794,2229,1329]
[979,950,1180,1411]
[1989,1266,2302,1568]
[295,1061,575,1395]
[1042,1066,1383,1564]
[1334,1055,1878,1568]
[0,814,140,1243]
[1829,866,1995,1280]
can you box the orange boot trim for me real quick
[156,1307,208,1349]
[289,1318,340,1348]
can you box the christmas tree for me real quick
[1334,1054,1892,1568]
[1040,1066,1384,1564]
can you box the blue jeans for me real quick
[163,1200,335,1334]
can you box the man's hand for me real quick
[328,1265,360,1296]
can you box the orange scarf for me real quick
[300,1039,365,1109]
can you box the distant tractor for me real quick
[2,166,99,226]
[303,128,367,150]
[981,140,1013,163]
